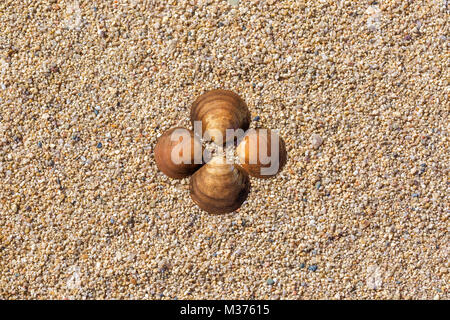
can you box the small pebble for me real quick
[308,265,318,272]
[311,134,323,149]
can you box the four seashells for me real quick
[191,89,250,145]
[190,156,250,214]
[154,127,203,179]
[154,89,287,214]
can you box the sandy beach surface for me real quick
[0,0,448,299]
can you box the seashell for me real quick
[236,128,287,178]
[190,156,250,214]
[191,89,250,145]
[154,127,203,179]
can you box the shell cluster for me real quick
[154,89,287,214]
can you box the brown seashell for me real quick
[191,89,250,145]
[236,128,287,178]
[154,127,203,179]
[190,156,250,214]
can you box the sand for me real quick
[0,0,448,299]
